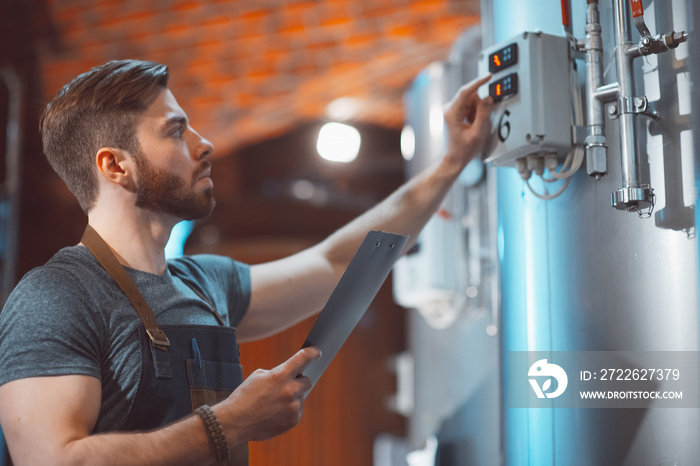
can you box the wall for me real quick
[0,0,481,278]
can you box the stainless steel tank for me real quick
[479,0,700,464]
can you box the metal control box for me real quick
[478,31,574,167]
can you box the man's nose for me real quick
[191,128,214,160]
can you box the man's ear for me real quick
[95,147,136,190]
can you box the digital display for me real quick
[489,43,518,73]
[489,73,518,103]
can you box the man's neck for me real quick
[85,206,178,276]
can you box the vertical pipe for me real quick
[584,1,608,177]
[609,0,654,214]
[612,0,640,188]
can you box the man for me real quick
[0,59,493,465]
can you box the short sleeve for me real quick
[167,255,251,327]
[0,267,104,387]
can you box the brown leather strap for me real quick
[81,225,170,349]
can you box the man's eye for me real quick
[171,126,185,137]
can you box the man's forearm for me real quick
[318,154,466,273]
[240,157,464,341]
[56,415,216,466]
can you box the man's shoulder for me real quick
[168,253,239,268]
[167,253,251,320]
[0,247,110,388]
[168,253,248,281]
[7,246,105,304]
[44,244,100,271]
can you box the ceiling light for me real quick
[401,125,415,161]
[317,122,361,163]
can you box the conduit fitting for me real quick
[526,154,545,177]
[585,135,607,179]
[544,154,559,173]
[516,157,532,180]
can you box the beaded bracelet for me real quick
[195,404,230,464]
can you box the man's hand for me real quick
[443,74,494,168]
[216,346,322,446]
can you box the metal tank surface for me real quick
[480,0,699,465]
[694,0,700,297]
[389,26,501,465]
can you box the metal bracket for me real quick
[571,39,587,60]
[636,99,660,120]
[607,96,658,120]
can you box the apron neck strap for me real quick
[81,225,170,349]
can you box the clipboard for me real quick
[301,230,409,394]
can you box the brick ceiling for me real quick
[8,0,481,157]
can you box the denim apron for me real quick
[81,225,248,465]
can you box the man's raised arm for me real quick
[239,75,494,342]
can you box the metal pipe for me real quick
[610,0,654,214]
[592,82,620,104]
[584,0,608,177]
[613,0,639,186]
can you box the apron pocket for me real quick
[187,359,244,410]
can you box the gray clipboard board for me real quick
[301,230,409,394]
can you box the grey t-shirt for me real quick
[0,245,250,432]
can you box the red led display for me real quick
[489,73,518,103]
[488,43,518,73]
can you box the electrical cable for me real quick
[541,153,573,182]
[526,177,572,200]
[546,58,585,180]
[527,52,584,199]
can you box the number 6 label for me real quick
[498,109,511,143]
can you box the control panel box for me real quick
[478,31,574,167]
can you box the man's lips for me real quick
[198,167,211,180]
[193,162,212,185]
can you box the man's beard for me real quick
[133,155,216,220]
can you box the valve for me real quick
[627,0,688,58]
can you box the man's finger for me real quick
[446,74,491,121]
[281,346,322,376]
[452,74,492,104]
[293,374,313,396]
[471,97,495,135]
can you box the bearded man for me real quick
[0,59,492,465]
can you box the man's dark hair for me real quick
[40,60,169,213]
